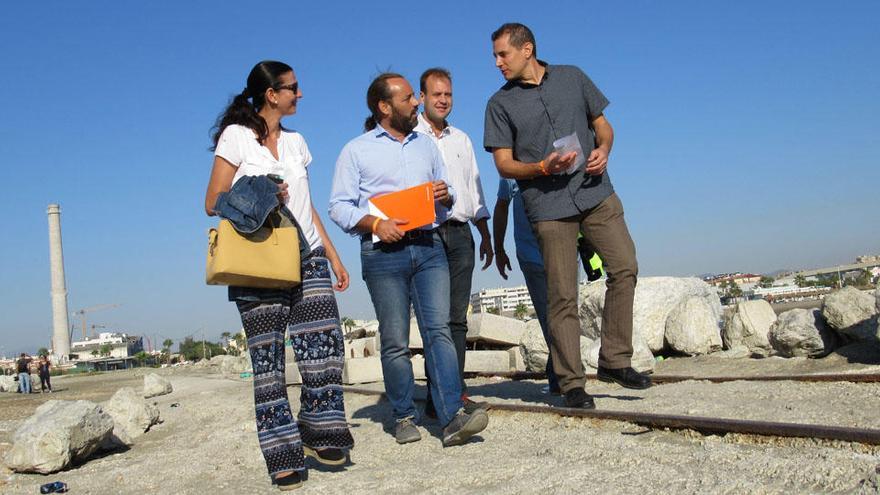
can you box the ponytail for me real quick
[364,115,378,132]
[210,61,293,150]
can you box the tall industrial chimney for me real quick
[47,204,70,361]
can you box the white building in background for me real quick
[470,285,534,316]
[70,332,143,361]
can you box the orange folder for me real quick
[368,182,436,233]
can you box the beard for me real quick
[390,106,417,135]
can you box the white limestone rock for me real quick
[463,351,510,373]
[822,287,879,342]
[519,319,550,372]
[103,387,160,446]
[342,356,383,384]
[769,309,838,358]
[143,373,173,398]
[722,300,776,355]
[0,375,17,392]
[579,277,722,353]
[582,336,654,373]
[665,296,723,355]
[5,400,114,473]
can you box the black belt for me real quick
[362,228,437,243]
[443,219,469,227]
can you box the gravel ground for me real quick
[1,349,879,494]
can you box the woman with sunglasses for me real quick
[205,60,354,491]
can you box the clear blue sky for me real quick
[1,1,878,355]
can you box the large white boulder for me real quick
[519,319,550,372]
[143,373,173,398]
[769,309,838,357]
[579,277,721,353]
[722,300,775,355]
[665,296,723,355]
[466,313,526,346]
[822,287,879,342]
[5,400,114,473]
[0,375,16,392]
[103,387,160,446]
[582,336,655,373]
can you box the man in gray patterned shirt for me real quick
[483,23,651,410]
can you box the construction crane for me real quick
[73,304,121,341]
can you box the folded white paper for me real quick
[552,132,586,175]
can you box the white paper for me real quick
[367,201,388,244]
[552,132,586,175]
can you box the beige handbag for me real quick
[206,214,301,288]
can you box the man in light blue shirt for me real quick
[329,73,489,448]
[493,178,559,394]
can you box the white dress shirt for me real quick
[415,113,490,224]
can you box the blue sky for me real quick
[1,1,877,355]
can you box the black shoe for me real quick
[563,388,596,409]
[442,408,489,447]
[303,446,347,466]
[463,397,490,414]
[597,366,652,390]
[275,471,303,491]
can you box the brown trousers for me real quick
[533,193,638,393]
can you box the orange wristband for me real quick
[371,217,382,233]
[538,160,550,176]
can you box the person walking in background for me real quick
[329,73,489,447]
[16,353,32,394]
[484,23,651,411]
[205,60,354,491]
[493,178,559,395]
[414,68,493,418]
[38,355,52,393]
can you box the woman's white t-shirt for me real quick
[214,124,321,250]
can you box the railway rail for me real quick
[468,371,880,384]
[339,376,880,446]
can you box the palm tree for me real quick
[99,344,112,357]
[513,303,528,320]
[341,317,355,332]
[162,338,174,364]
[794,274,807,288]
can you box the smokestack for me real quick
[47,204,70,361]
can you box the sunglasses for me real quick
[274,82,299,94]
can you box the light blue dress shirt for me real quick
[497,178,542,267]
[329,125,454,235]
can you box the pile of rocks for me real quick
[4,373,170,474]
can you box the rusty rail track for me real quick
[469,371,880,384]
[340,385,880,445]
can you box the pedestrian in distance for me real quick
[205,60,354,491]
[38,355,52,393]
[16,353,32,394]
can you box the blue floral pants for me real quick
[235,248,354,479]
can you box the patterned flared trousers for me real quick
[235,248,354,478]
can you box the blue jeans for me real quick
[520,260,559,392]
[361,233,463,426]
[18,372,31,394]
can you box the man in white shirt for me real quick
[415,68,493,417]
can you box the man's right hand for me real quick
[375,218,408,243]
[496,249,512,280]
[542,151,577,175]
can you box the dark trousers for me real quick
[533,193,639,393]
[40,373,51,391]
[425,220,474,405]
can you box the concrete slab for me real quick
[344,336,379,359]
[408,318,423,349]
[343,356,384,384]
[466,313,526,346]
[463,350,511,373]
[285,347,302,385]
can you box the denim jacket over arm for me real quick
[212,174,312,262]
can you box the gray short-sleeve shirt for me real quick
[484,62,614,222]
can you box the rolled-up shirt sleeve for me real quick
[328,143,367,235]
